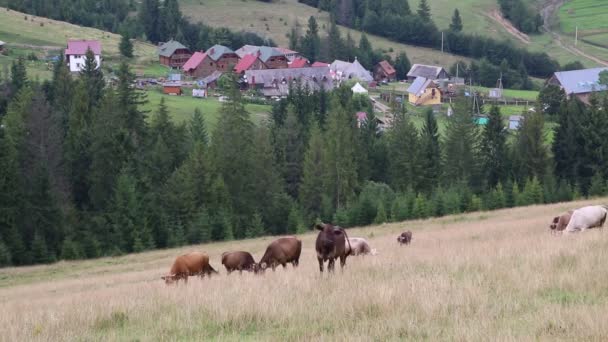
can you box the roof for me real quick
[377,60,396,75]
[289,57,309,68]
[509,115,524,121]
[201,71,223,84]
[158,40,189,57]
[183,52,207,71]
[330,59,373,82]
[235,45,284,63]
[351,82,368,94]
[407,64,448,80]
[312,61,328,67]
[552,67,608,94]
[65,40,101,55]
[407,77,434,96]
[234,54,259,73]
[162,81,182,87]
[275,47,298,55]
[206,44,235,61]
[245,67,334,91]
[0,41,5,46]
[356,112,368,121]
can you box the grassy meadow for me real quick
[2,198,608,340]
[559,0,608,34]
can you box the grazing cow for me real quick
[563,205,608,234]
[549,210,573,234]
[161,252,218,285]
[344,237,376,256]
[221,251,258,274]
[258,236,302,272]
[315,223,351,273]
[397,231,412,245]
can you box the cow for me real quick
[549,210,573,234]
[344,237,376,256]
[563,205,608,234]
[161,252,218,285]
[315,223,351,273]
[221,251,259,274]
[258,236,302,272]
[397,231,412,245]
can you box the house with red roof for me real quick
[65,40,101,72]
[234,54,266,74]
[183,45,239,78]
[289,57,310,68]
[311,61,329,67]
[374,60,396,82]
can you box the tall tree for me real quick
[10,57,27,95]
[394,52,411,80]
[327,20,344,61]
[119,32,134,58]
[160,0,182,41]
[189,108,208,147]
[139,0,161,43]
[450,8,463,32]
[299,121,325,221]
[552,97,582,185]
[419,109,442,193]
[417,0,432,21]
[513,111,548,181]
[302,16,321,62]
[388,110,420,192]
[80,49,104,110]
[480,106,509,188]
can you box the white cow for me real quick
[345,237,377,256]
[563,205,608,234]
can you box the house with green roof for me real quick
[158,39,192,68]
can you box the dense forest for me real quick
[498,0,543,34]
[2,0,274,51]
[297,0,559,80]
[1,49,608,266]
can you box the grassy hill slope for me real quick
[2,197,608,340]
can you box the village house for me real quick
[406,64,449,82]
[374,60,396,82]
[330,58,373,83]
[275,47,300,62]
[548,67,608,104]
[65,40,101,72]
[158,40,192,68]
[407,77,441,106]
[162,81,182,95]
[311,61,329,67]
[234,54,266,74]
[244,66,333,98]
[235,45,289,69]
[289,57,310,68]
[183,45,239,78]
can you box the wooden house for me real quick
[407,77,441,106]
[548,67,608,104]
[158,40,192,68]
[162,82,182,95]
[234,54,266,74]
[235,45,289,69]
[406,64,449,82]
[374,60,396,82]
[183,45,239,78]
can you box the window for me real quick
[76,63,81,68]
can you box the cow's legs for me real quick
[328,258,335,272]
[340,255,347,269]
[318,258,324,273]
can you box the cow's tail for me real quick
[342,228,352,256]
[601,209,607,228]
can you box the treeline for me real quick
[3,0,273,52]
[297,0,559,78]
[289,17,411,76]
[498,0,543,34]
[449,59,532,90]
[2,51,608,267]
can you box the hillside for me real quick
[179,0,600,67]
[2,198,608,340]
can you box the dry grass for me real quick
[2,198,608,341]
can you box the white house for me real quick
[65,40,101,72]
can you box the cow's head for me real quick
[549,216,560,231]
[316,223,344,236]
[252,263,262,274]
[161,275,177,285]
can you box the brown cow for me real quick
[258,236,302,272]
[221,251,258,274]
[161,252,218,285]
[397,231,412,245]
[315,223,351,273]
[550,210,573,234]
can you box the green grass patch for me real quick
[559,0,608,34]
[539,288,598,306]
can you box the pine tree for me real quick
[553,97,582,184]
[221,210,235,241]
[31,230,50,264]
[189,108,208,146]
[60,238,83,260]
[109,168,141,253]
[275,106,305,198]
[388,110,420,192]
[419,109,441,193]
[394,52,411,80]
[412,193,428,219]
[513,112,548,182]
[0,237,11,266]
[357,34,373,69]
[10,57,27,95]
[139,0,161,43]
[302,16,321,62]
[417,0,432,21]
[300,122,326,220]
[450,8,463,32]
[246,211,265,238]
[80,49,104,109]
[374,201,387,224]
[160,0,182,41]
[119,32,134,58]
[481,105,509,188]
[588,172,605,197]
[116,62,147,154]
[327,20,343,61]
[287,204,304,234]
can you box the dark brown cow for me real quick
[258,236,302,272]
[161,252,218,285]
[221,251,258,274]
[550,210,573,234]
[315,223,351,273]
[397,231,412,245]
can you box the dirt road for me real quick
[485,9,531,44]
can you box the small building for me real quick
[406,64,449,82]
[245,66,334,98]
[407,77,441,106]
[351,82,368,95]
[0,40,5,53]
[183,45,239,78]
[162,82,182,95]
[311,61,329,67]
[548,67,608,104]
[234,54,266,74]
[275,47,300,61]
[330,58,373,83]
[200,71,223,89]
[65,40,101,72]
[289,57,310,69]
[509,115,524,130]
[235,45,289,69]
[158,40,192,68]
[374,60,396,82]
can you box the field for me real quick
[2,198,608,340]
[559,0,608,34]
[141,88,272,127]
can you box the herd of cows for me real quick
[161,223,412,284]
[161,205,606,284]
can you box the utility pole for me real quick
[575,26,578,46]
[441,32,444,53]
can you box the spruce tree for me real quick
[588,172,605,197]
[419,109,441,193]
[299,122,326,220]
[327,20,344,61]
[443,101,481,190]
[394,52,411,80]
[481,105,509,188]
[80,49,104,109]
[116,62,147,154]
[0,237,11,266]
[388,110,420,192]
[119,32,134,58]
[246,211,265,238]
[302,16,321,62]
[139,0,161,43]
[160,0,182,41]
[31,230,50,264]
[10,57,27,95]
[189,108,208,146]
[513,111,548,182]
[553,97,582,184]
[276,106,305,198]
[450,9,463,32]
[417,0,432,21]
[374,201,387,224]
[109,168,141,253]
[65,84,92,208]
